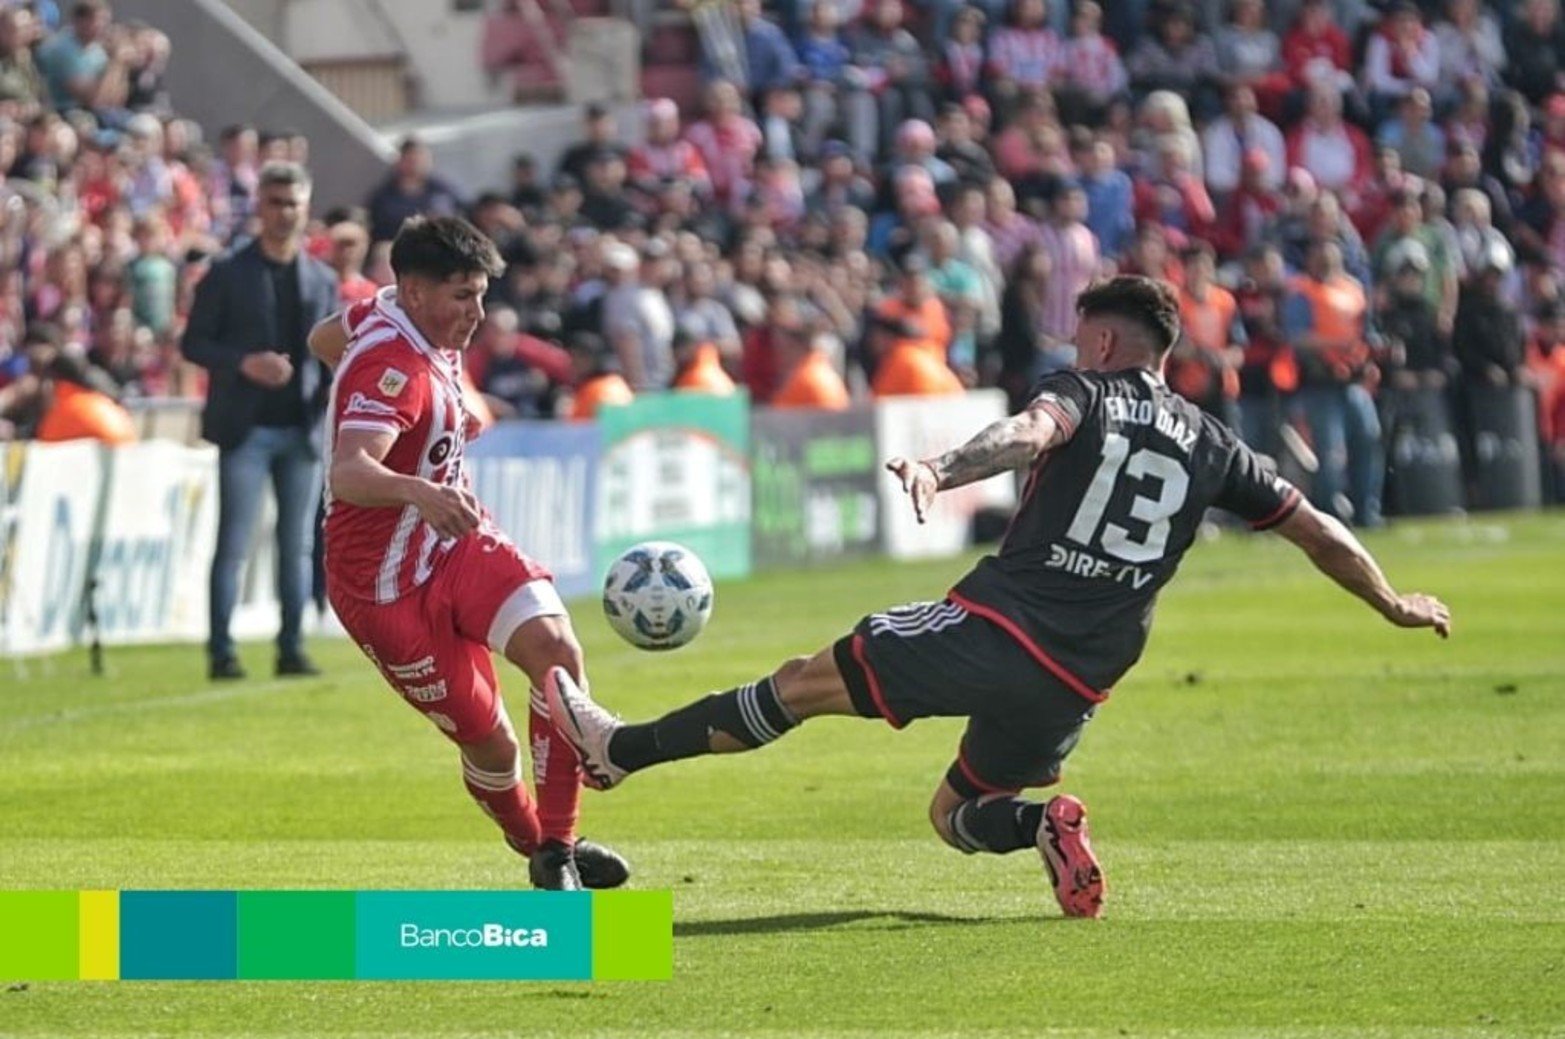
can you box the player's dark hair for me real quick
[390,216,504,282]
[1076,276,1181,355]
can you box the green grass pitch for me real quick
[1,515,1562,1038]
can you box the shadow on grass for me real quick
[675,910,1027,937]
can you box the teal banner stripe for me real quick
[120,891,237,980]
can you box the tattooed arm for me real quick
[885,404,1069,524]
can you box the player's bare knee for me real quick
[928,798,962,850]
[928,786,965,851]
[504,619,584,687]
[463,722,521,773]
[773,655,811,686]
[774,650,853,719]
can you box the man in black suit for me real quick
[181,161,339,680]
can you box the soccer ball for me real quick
[601,541,714,651]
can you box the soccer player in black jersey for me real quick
[547,276,1451,918]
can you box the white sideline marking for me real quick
[0,679,298,734]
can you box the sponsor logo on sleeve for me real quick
[345,392,401,418]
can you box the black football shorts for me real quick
[833,599,1097,796]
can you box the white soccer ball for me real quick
[601,541,714,651]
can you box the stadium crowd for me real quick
[3,0,1565,521]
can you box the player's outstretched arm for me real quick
[886,404,1068,523]
[331,427,480,539]
[308,313,350,371]
[1273,500,1452,638]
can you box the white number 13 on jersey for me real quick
[1066,433,1190,563]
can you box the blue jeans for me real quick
[1300,383,1383,527]
[209,425,321,661]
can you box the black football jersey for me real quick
[950,368,1301,695]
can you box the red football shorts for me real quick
[330,529,561,744]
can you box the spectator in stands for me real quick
[991,90,1069,194]
[123,20,169,114]
[1453,242,1527,388]
[797,0,856,156]
[1172,240,1244,428]
[759,84,807,163]
[734,0,803,98]
[1528,300,1565,492]
[868,163,941,259]
[1284,239,1382,526]
[556,103,627,185]
[325,220,376,304]
[805,139,874,213]
[1037,180,1098,351]
[672,329,739,394]
[847,0,933,163]
[35,0,131,119]
[918,219,983,377]
[1233,242,1296,453]
[1449,188,1513,289]
[1443,141,1513,239]
[979,174,1039,273]
[1376,248,1451,392]
[1286,83,1372,206]
[566,331,633,420]
[1132,90,1202,182]
[1361,2,1440,120]
[1136,135,1215,242]
[1203,85,1284,198]
[366,136,464,243]
[933,103,994,185]
[1443,76,1491,156]
[1503,0,1565,105]
[580,150,637,232]
[992,242,1046,407]
[1213,0,1287,117]
[772,328,851,408]
[986,0,1066,116]
[1212,147,1282,260]
[34,350,134,443]
[1351,144,1415,244]
[1434,0,1504,99]
[1376,87,1444,181]
[628,98,711,203]
[180,162,338,681]
[0,5,45,109]
[1373,186,1459,334]
[1076,134,1133,258]
[872,251,951,362]
[1128,3,1220,120]
[1280,0,1354,108]
[685,80,763,211]
[1058,0,1127,126]
[933,4,985,104]
[600,240,675,390]
[127,213,176,335]
[673,259,743,365]
[474,305,555,419]
[508,154,545,215]
[208,123,258,243]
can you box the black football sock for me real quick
[608,676,798,773]
[946,797,1046,855]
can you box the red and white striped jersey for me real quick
[324,289,477,605]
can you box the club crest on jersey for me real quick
[428,435,453,467]
[378,368,408,397]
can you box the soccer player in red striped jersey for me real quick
[545,276,1451,918]
[307,216,625,890]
